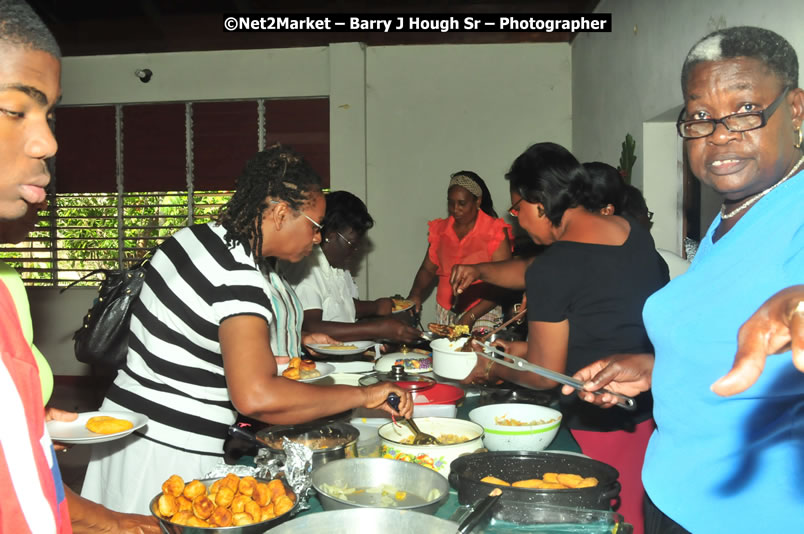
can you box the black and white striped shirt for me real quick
[105,223,303,455]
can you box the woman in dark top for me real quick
[462,143,668,533]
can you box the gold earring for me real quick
[795,126,803,149]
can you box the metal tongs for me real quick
[479,342,636,411]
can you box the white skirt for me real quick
[81,432,223,514]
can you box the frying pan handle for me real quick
[448,470,460,490]
[600,480,621,508]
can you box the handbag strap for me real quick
[58,246,157,294]
[59,268,113,293]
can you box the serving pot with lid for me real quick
[449,451,620,512]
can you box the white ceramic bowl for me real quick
[468,403,562,452]
[430,337,477,380]
[378,417,484,477]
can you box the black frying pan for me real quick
[449,451,620,519]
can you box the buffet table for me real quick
[252,387,581,521]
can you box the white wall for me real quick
[30,287,95,376]
[571,0,804,190]
[33,41,571,374]
[364,43,571,324]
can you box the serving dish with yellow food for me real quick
[378,417,484,478]
[305,340,375,356]
[46,410,148,444]
[150,473,297,533]
[449,451,621,511]
[276,358,334,382]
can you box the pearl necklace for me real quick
[720,154,804,220]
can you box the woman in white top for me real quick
[82,147,413,513]
[282,191,420,343]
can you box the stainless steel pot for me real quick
[149,477,297,534]
[311,458,449,514]
[256,421,359,470]
[269,508,458,534]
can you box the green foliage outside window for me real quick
[0,191,231,286]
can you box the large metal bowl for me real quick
[149,477,297,534]
[269,508,457,534]
[312,458,449,514]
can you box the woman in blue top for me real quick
[565,27,804,534]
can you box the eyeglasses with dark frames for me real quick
[676,87,789,139]
[269,200,323,234]
[507,198,524,217]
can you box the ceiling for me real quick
[29,0,600,57]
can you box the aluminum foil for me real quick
[202,436,314,512]
[278,437,314,508]
[203,461,260,479]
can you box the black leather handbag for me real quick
[63,257,150,369]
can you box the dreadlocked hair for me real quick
[217,143,322,261]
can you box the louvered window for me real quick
[0,98,329,286]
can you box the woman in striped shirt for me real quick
[81,145,413,514]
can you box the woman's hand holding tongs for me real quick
[561,353,654,408]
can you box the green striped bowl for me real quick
[468,403,562,451]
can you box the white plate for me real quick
[391,299,415,313]
[374,352,433,374]
[277,361,335,382]
[328,360,375,374]
[47,411,148,444]
[306,340,375,356]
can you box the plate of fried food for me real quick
[305,340,375,356]
[391,297,415,313]
[427,322,470,341]
[278,357,335,382]
[46,411,148,444]
[152,473,297,529]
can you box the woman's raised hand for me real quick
[712,285,804,396]
[561,353,654,408]
[450,264,481,295]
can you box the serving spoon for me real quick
[404,418,440,446]
[386,393,440,445]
